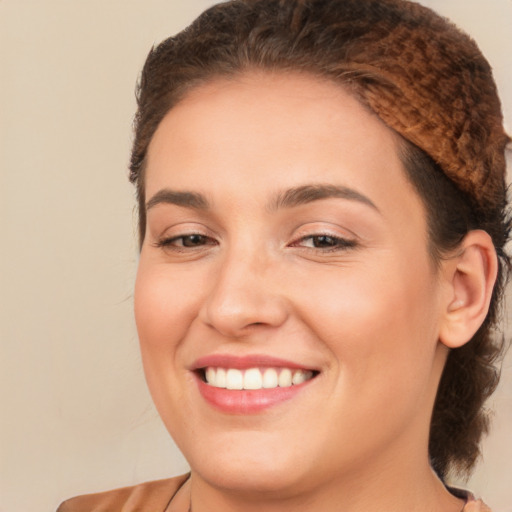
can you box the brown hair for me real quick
[129,0,511,480]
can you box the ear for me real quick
[439,230,498,349]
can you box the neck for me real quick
[187,452,464,512]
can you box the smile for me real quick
[192,355,320,413]
[203,367,315,390]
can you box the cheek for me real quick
[294,256,441,391]
[134,260,203,352]
[133,259,204,425]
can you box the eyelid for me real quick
[151,222,220,249]
[157,233,217,247]
[287,223,360,252]
[290,233,357,250]
[290,222,357,241]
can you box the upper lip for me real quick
[191,354,319,372]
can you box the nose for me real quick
[199,249,289,338]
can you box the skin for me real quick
[134,72,489,512]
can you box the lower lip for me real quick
[195,374,314,414]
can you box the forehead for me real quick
[145,71,424,221]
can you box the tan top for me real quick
[57,474,492,512]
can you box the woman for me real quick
[58,0,510,510]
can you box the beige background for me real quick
[1,1,510,511]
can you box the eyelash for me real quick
[154,234,218,250]
[290,234,358,252]
[154,232,357,253]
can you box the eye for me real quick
[155,233,217,249]
[291,234,357,251]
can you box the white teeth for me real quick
[278,368,292,387]
[292,369,308,385]
[226,369,243,390]
[243,368,263,390]
[262,368,278,388]
[205,367,216,386]
[216,368,226,388]
[203,367,314,390]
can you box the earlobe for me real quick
[439,230,498,349]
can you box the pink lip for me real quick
[191,353,316,371]
[191,354,318,414]
[194,375,314,414]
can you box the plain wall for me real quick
[1,1,510,511]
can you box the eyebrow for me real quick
[145,183,379,213]
[146,189,210,211]
[269,184,379,212]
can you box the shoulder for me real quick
[449,487,492,512]
[56,473,190,512]
[463,499,493,512]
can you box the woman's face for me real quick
[135,72,450,494]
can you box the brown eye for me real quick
[311,235,338,248]
[155,233,217,250]
[181,234,209,247]
[294,234,357,251]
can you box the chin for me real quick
[196,461,308,497]
[184,431,313,495]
